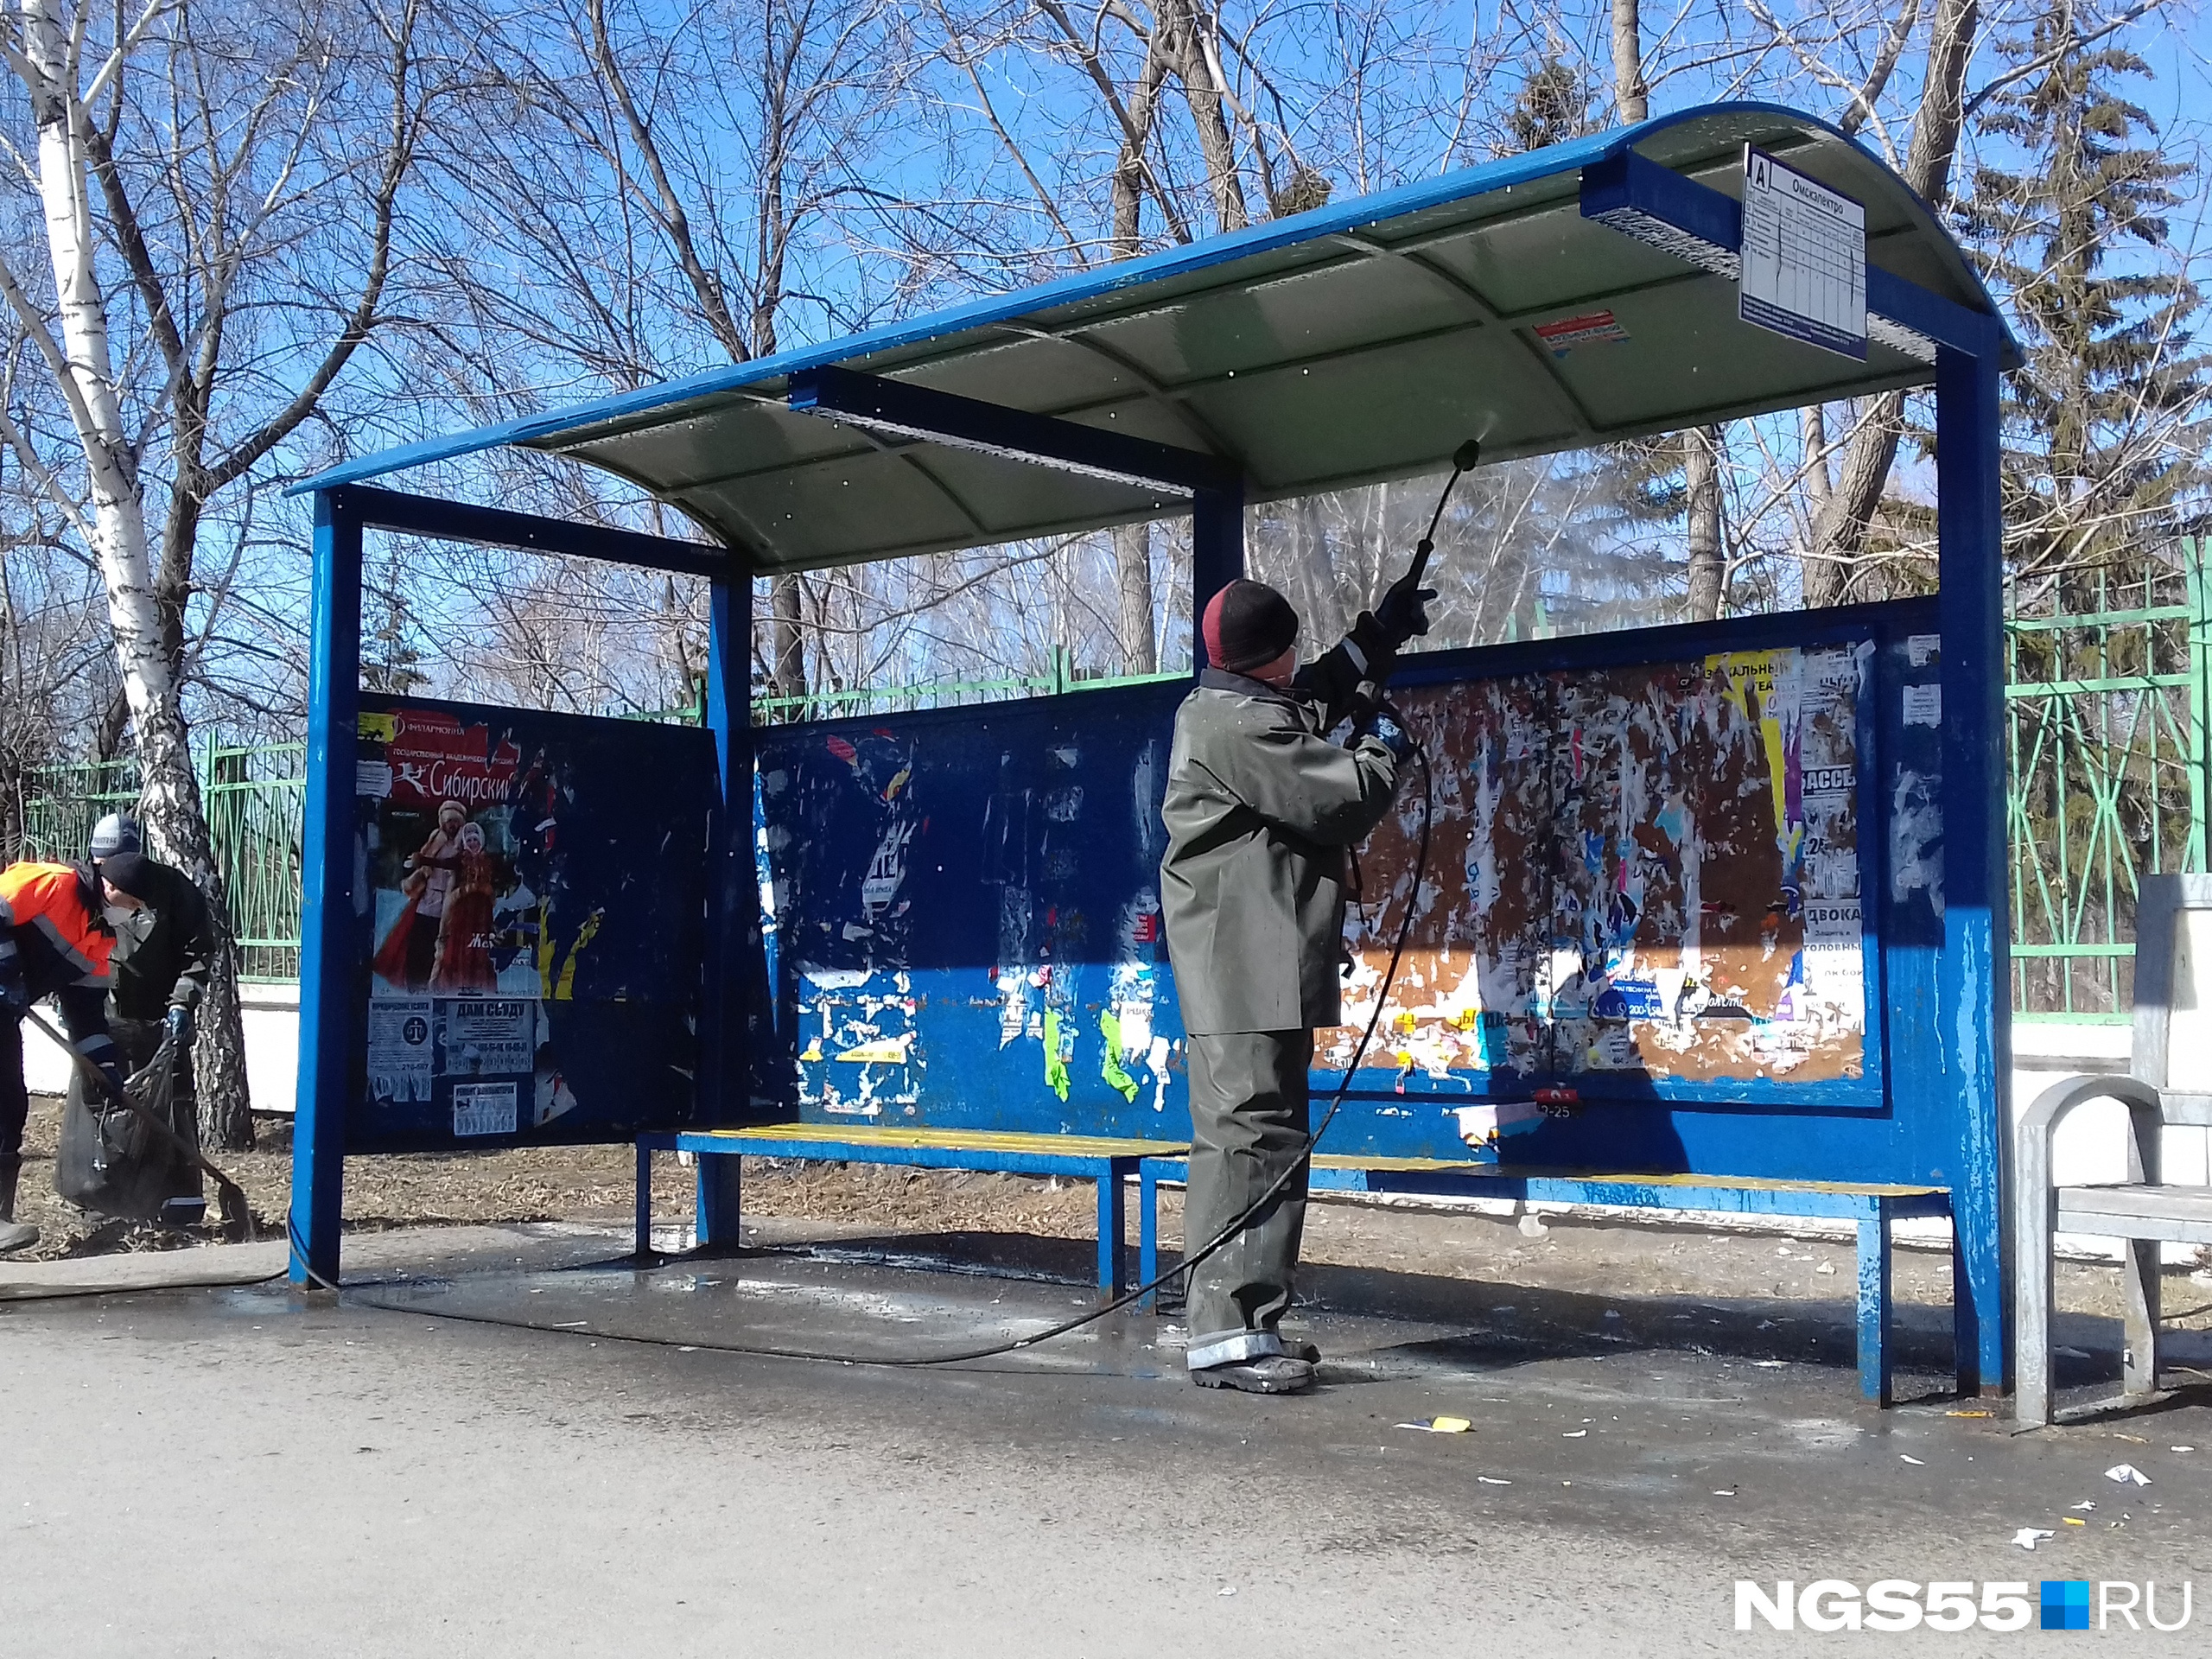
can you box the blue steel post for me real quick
[696,575,753,1244]
[1191,484,1246,668]
[1935,331,2011,1391]
[289,488,363,1286]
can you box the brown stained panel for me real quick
[1324,643,1869,1090]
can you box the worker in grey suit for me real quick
[1160,571,1430,1394]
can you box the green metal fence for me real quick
[16,560,2209,1011]
[16,741,305,982]
[204,743,306,981]
[2005,540,2209,1022]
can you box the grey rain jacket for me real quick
[1160,625,1404,1035]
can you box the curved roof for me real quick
[300,103,2010,573]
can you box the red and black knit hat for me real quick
[1201,580,1299,673]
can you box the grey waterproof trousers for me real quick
[1184,1028,1313,1370]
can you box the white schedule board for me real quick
[1738,145,1866,360]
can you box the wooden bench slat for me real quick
[685,1123,1190,1160]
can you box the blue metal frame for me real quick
[1192,484,1246,667]
[286,486,753,1287]
[696,577,752,1244]
[290,489,362,1285]
[1936,333,2012,1390]
[788,366,1239,495]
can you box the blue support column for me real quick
[289,488,363,1287]
[1138,1159,1160,1308]
[696,575,753,1244]
[1856,1203,1893,1405]
[1935,333,2012,1391]
[1191,484,1246,669]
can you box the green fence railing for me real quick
[2005,540,2209,1022]
[17,741,305,982]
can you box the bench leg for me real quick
[1857,1202,1893,1406]
[696,1152,742,1251]
[634,1142,652,1257]
[1097,1160,1129,1294]
[2123,1236,2160,1398]
[1138,1160,1160,1310]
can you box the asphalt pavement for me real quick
[5,1221,2208,1656]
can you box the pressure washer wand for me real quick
[22,1005,254,1242]
[1402,436,1484,590]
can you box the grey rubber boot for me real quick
[1191,1354,1316,1395]
[0,1158,38,1256]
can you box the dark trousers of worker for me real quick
[0,1012,26,1216]
[1183,1029,1313,1370]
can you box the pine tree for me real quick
[1959,3,2209,582]
[363,545,432,698]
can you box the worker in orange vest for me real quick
[0,856,147,1255]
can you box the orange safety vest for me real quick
[0,861,114,988]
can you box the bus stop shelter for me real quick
[289,102,2021,1389]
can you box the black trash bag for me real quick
[55,1018,202,1222]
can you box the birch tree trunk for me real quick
[15,0,252,1146]
[1684,426,1726,620]
[1611,0,1649,123]
[1112,522,1158,674]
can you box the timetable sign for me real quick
[1738,145,1867,360]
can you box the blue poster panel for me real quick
[346,696,717,1152]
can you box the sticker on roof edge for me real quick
[1532,311,1630,356]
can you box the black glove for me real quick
[1343,677,1386,730]
[166,1003,194,1045]
[0,950,26,1015]
[1373,561,1439,649]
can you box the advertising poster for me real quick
[1329,639,1873,1090]
[348,698,719,1151]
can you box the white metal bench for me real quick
[2013,874,2212,1426]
